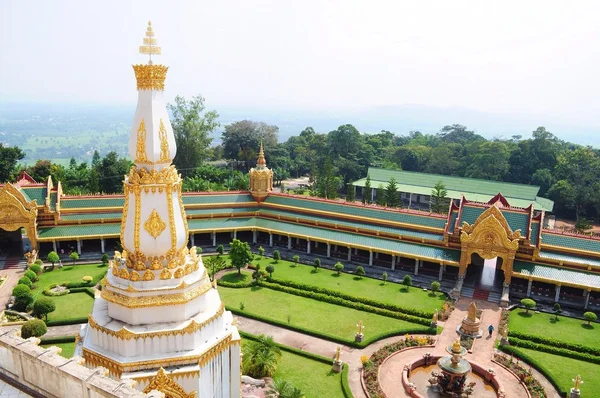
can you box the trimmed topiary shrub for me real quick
[402,275,412,290]
[334,262,344,275]
[33,259,43,266]
[33,297,56,321]
[430,281,441,294]
[82,276,93,283]
[520,298,536,314]
[273,250,281,263]
[29,264,42,275]
[21,319,47,339]
[355,266,365,278]
[24,270,37,282]
[583,311,597,325]
[12,284,31,298]
[18,277,32,288]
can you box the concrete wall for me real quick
[0,328,161,398]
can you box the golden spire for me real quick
[257,139,266,167]
[139,21,161,63]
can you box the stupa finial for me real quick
[257,139,266,167]
[139,21,161,63]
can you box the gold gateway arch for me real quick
[0,184,39,251]
[459,205,520,285]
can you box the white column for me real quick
[334,245,338,251]
[233,230,237,239]
[414,258,419,275]
[212,232,216,247]
[307,240,311,254]
[369,251,373,266]
[252,231,257,244]
[190,234,195,246]
[315,241,319,248]
[53,240,57,253]
[296,237,300,244]
[370,188,374,203]
[347,247,352,262]
[100,238,105,253]
[555,285,561,302]
[375,252,379,259]
[391,255,396,270]
[527,279,533,296]
[327,243,331,258]
[77,240,81,255]
[269,233,273,247]
[408,193,412,209]
[438,265,443,281]
[585,290,591,309]
[287,236,292,250]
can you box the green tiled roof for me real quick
[264,195,446,229]
[447,210,459,233]
[353,168,553,211]
[258,209,444,241]
[513,260,600,289]
[530,222,540,245]
[60,212,122,221]
[188,217,256,231]
[458,205,529,234]
[182,193,255,205]
[21,186,46,205]
[61,197,125,209]
[538,250,600,269]
[38,223,121,239]
[186,207,258,216]
[459,206,485,225]
[541,233,600,253]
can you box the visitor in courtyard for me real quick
[488,324,494,337]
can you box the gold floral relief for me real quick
[160,268,172,280]
[143,270,155,281]
[142,368,196,398]
[130,271,140,282]
[119,268,130,279]
[144,209,166,238]
[158,119,170,162]
[151,259,162,270]
[127,165,179,185]
[132,64,168,91]
[135,119,148,163]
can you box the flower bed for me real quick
[362,335,435,397]
[493,353,546,398]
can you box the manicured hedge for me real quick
[341,363,353,398]
[499,345,567,397]
[509,331,600,357]
[259,281,432,327]
[45,317,89,327]
[43,289,70,297]
[509,336,600,365]
[40,336,76,345]
[228,306,435,349]
[69,287,95,298]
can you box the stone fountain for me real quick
[458,301,482,338]
[429,339,476,396]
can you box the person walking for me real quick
[488,324,494,337]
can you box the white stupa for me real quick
[76,22,241,398]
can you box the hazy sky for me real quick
[2,1,600,126]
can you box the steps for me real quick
[461,287,474,298]
[0,255,25,270]
[473,288,490,301]
[487,291,502,303]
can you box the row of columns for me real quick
[525,279,593,309]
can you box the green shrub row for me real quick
[240,331,354,398]
[509,330,600,357]
[40,336,77,345]
[509,336,600,365]
[43,289,70,297]
[499,345,567,397]
[266,278,434,318]
[259,281,432,327]
[45,317,88,327]
[218,280,254,288]
[69,287,95,298]
[227,306,434,349]
[64,280,93,288]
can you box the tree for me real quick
[376,184,386,206]
[242,334,282,378]
[47,251,59,266]
[355,265,365,279]
[205,255,226,281]
[431,281,441,294]
[385,177,400,207]
[95,151,131,194]
[168,95,219,171]
[402,275,412,290]
[266,379,304,398]
[222,120,278,168]
[575,217,592,233]
[216,244,224,256]
[334,262,344,275]
[346,182,355,202]
[69,251,79,265]
[521,298,536,314]
[362,174,372,204]
[101,253,109,266]
[258,246,265,258]
[430,181,449,214]
[21,319,47,339]
[33,297,56,321]
[0,144,25,183]
[465,141,511,181]
[553,303,562,321]
[292,255,300,267]
[266,264,275,278]
[229,239,253,275]
[313,258,321,271]
[273,250,281,263]
[583,311,597,325]
[12,284,32,311]
[316,157,339,199]
[252,264,263,284]
[382,272,388,285]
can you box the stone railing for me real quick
[0,327,163,398]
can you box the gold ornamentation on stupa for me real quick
[158,119,170,162]
[144,209,166,238]
[135,119,148,163]
[143,367,196,398]
[133,21,168,91]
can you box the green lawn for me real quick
[219,285,430,343]
[246,256,445,312]
[509,309,600,349]
[40,342,76,358]
[46,293,95,323]
[511,347,600,395]
[33,264,107,299]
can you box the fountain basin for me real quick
[402,356,503,398]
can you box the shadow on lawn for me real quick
[516,311,534,318]
[582,323,595,330]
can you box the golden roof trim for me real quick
[100,281,211,308]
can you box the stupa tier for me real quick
[77,22,241,398]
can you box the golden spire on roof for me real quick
[257,139,266,167]
[139,21,161,63]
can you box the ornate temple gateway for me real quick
[75,22,241,397]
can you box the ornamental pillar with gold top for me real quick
[78,22,241,398]
[249,141,274,202]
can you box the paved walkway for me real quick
[0,379,31,398]
[0,268,25,310]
